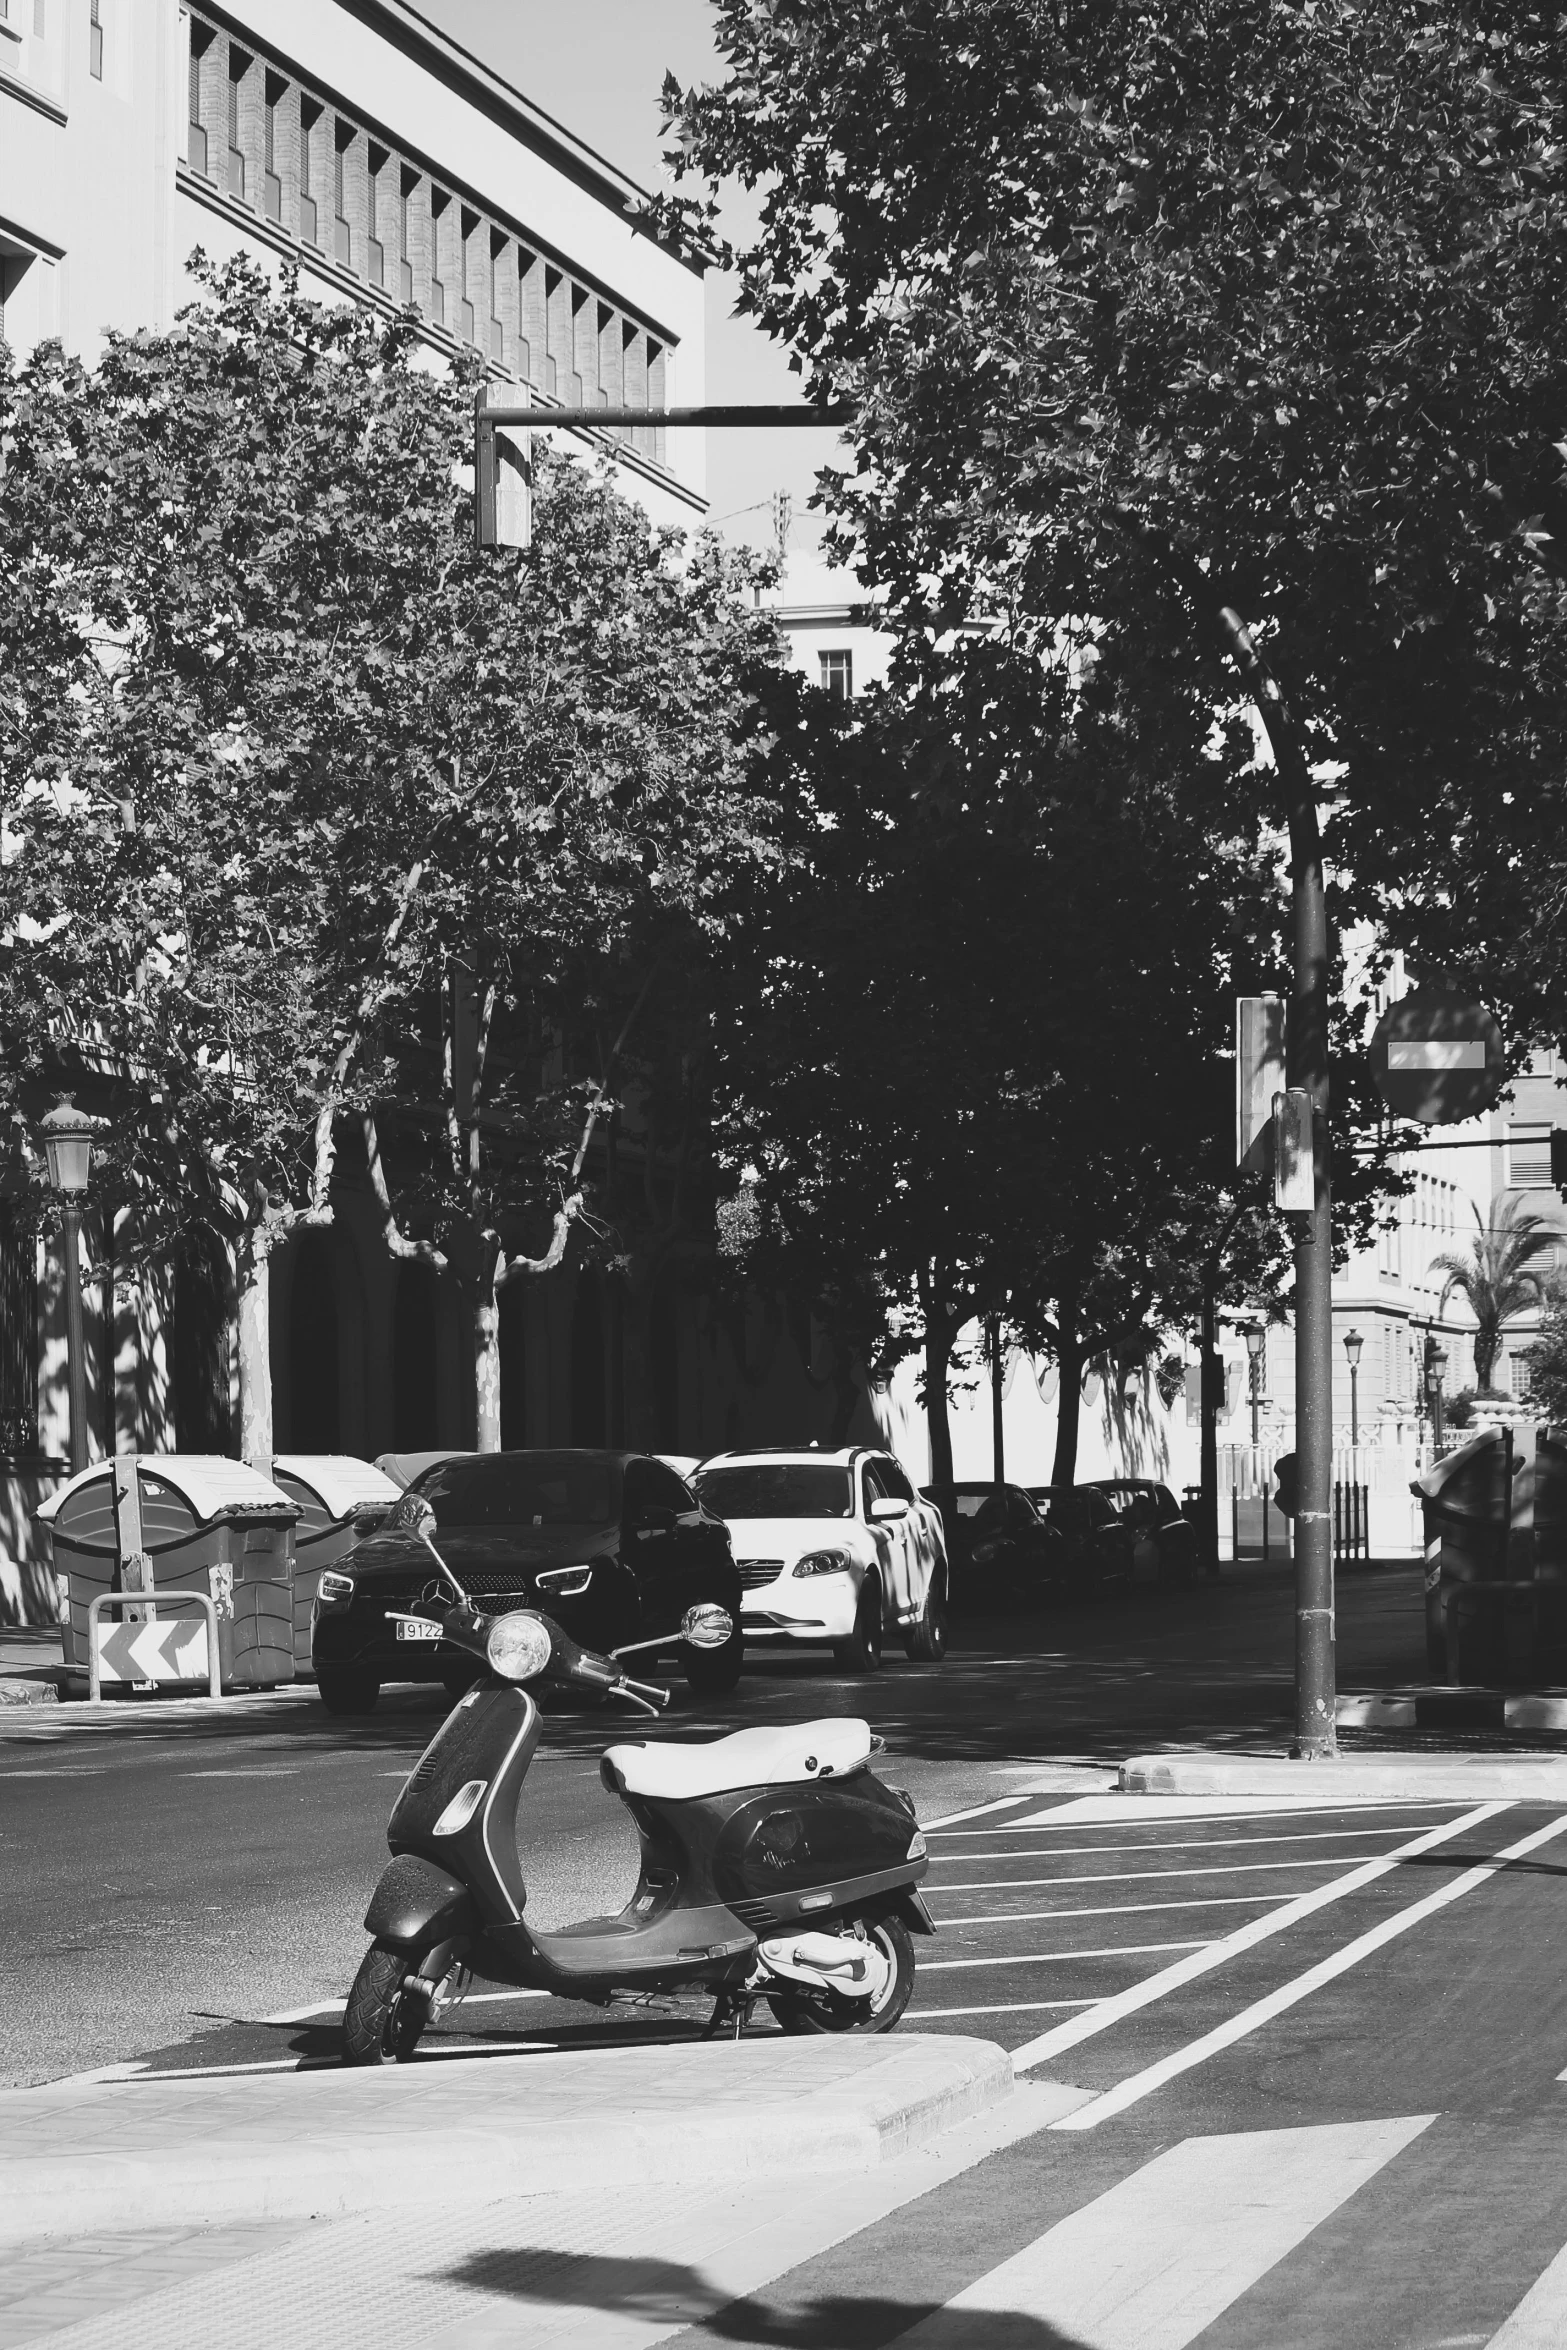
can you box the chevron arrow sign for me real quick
[94,1617,210,1685]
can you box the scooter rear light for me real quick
[432,1778,488,1835]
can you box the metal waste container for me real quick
[266,1454,401,1674]
[1414,1427,1527,1682]
[1521,1424,1567,1679]
[37,1455,300,1692]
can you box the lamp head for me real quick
[1343,1330,1363,1368]
[40,1099,96,1196]
[1429,1344,1449,1384]
[1243,1322,1265,1363]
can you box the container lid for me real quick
[373,1449,469,1492]
[271,1455,401,1515]
[1412,1425,1519,1511]
[36,1455,299,1525]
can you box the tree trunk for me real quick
[474,1284,502,1452]
[236,1234,273,1462]
[920,1266,958,1547]
[1050,1324,1085,1487]
[1474,1321,1499,1392]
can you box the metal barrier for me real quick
[1333,1480,1369,1568]
[87,1589,223,1703]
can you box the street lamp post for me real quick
[1344,1329,1363,1450]
[1243,1323,1265,1446]
[41,1100,96,1477]
[1429,1341,1449,1453]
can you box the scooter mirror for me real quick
[391,1494,438,1537]
[681,1603,733,1651]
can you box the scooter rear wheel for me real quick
[342,1939,428,2066]
[768,1915,914,2036]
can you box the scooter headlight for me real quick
[486,1611,553,1681]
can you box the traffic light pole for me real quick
[1219,609,1336,1759]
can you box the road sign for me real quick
[1236,996,1286,1173]
[1369,988,1505,1125]
[93,1616,210,1685]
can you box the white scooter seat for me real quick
[603,1717,873,1801]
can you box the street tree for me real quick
[1432,1199,1557,1396]
[0,257,780,1456]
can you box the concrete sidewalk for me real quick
[1,2033,1012,2249]
[1120,1749,1567,1799]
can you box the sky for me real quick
[415,0,843,560]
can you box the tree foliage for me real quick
[1432,1196,1557,1392]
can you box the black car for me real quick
[312,1449,743,1714]
[1026,1485,1136,1588]
[1087,1479,1200,1585]
[928,1481,1057,1610]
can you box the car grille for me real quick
[736,1560,785,1591]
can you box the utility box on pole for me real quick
[473,384,533,550]
[1273,1089,1316,1213]
[1236,996,1286,1172]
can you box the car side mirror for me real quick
[869,1497,909,1521]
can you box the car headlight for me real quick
[793,1550,853,1578]
[486,1612,554,1681]
[317,1570,355,1604]
[534,1564,593,1598]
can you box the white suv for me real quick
[692,1447,948,1671]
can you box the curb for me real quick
[1338,1689,1567,1733]
[1119,1751,1567,1799]
[0,2033,1012,2246]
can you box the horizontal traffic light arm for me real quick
[478,403,851,430]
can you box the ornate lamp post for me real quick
[1243,1322,1265,1446]
[1343,1329,1363,1449]
[1428,1339,1449,1453]
[41,1099,95,1476]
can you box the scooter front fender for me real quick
[364,1852,478,1950]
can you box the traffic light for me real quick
[1552,1129,1567,1197]
[1273,1452,1299,1519]
[473,385,533,550]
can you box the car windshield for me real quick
[947,1491,995,1519]
[1032,1490,1087,1528]
[696,1463,853,1520]
[415,1452,619,1529]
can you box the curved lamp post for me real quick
[1343,1328,1363,1449]
[41,1100,94,1476]
[1428,1339,1449,1453]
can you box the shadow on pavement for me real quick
[436,2243,1092,2348]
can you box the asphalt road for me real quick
[0,1558,1499,2085]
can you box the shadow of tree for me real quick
[436,2243,1093,2347]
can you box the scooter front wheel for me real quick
[768,1915,915,2036]
[342,1939,429,2066]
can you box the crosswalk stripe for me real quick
[922,1940,1210,1972]
[892,2115,1433,2348]
[1056,1809,1567,2130]
[1488,2238,1567,2347]
[923,1797,1031,1829]
[1009,1800,1503,2073]
[1004,1793,1467,1826]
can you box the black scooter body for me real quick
[368,1676,929,2004]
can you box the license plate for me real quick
[396,1618,441,1643]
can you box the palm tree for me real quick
[1431,1198,1559,1393]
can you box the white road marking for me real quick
[933,1855,1375,1892]
[933,1894,1295,1927]
[1004,1793,1466,1827]
[893,2115,1433,2349]
[1488,2236,1567,2347]
[1009,1799,1503,2074]
[1054,1809,1567,2130]
[911,1999,1104,2020]
[928,1823,1426,1861]
[181,1768,299,1779]
[923,1940,1212,1973]
[921,1796,1032,1829]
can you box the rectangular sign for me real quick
[1236,997,1286,1173]
[1386,1041,1487,1071]
[94,1617,210,1684]
[1273,1088,1316,1212]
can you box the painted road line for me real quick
[1055,1809,1567,2131]
[1010,1799,1503,2074]
[932,1895,1297,1927]
[923,1940,1212,1973]
[922,1796,1033,1830]
[1488,2236,1567,2348]
[261,1987,557,2024]
[1004,1794,1467,1827]
[911,2000,1105,2020]
[894,2115,1433,2349]
[933,1856,1379,1892]
[927,1824,1430,1862]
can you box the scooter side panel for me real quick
[387,1683,540,1925]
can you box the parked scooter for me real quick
[341,1494,934,2063]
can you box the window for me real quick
[1510,1125,1552,1189]
[226,49,247,202]
[34,0,45,33]
[820,650,853,699]
[625,1458,695,1520]
[694,1463,853,1520]
[397,168,414,303]
[187,28,209,172]
[333,120,352,266]
[429,186,448,326]
[88,0,101,79]
[873,1456,915,1504]
[366,145,386,288]
[489,227,507,360]
[299,98,320,246]
[417,1451,618,1529]
[263,72,284,220]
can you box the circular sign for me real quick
[1369,988,1505,1126]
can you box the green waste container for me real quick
[1414,1426,1530,1683]
[266,1455,401,1675]
[37,1455,300,1692]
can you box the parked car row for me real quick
[312,1442,1197,1712]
